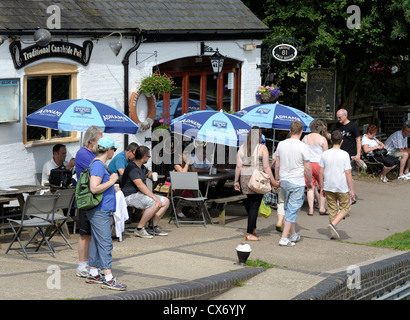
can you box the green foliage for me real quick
[140,73,175,96]
[244,0,410,108]
[366,230,410,251]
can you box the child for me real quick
[319,130,355,239]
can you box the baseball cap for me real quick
[97,137,119,150]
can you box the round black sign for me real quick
[272,44,297,62]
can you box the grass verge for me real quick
[366,230,410,251]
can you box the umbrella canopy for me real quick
[26,99,138,134]
[156,98,214,120]
[234,102,313,132]
[170,110,251,147]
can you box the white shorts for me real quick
[125,192,167,210]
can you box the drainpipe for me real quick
[122,30,143,149]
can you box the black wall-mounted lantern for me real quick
[200,41,225,74]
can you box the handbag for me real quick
[248,145,271,194]
[263,191,278,206]
[49,166,73,187]
[75,160,104,210]
[258,198,271,218]
[373,148,387,157]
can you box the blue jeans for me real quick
[280,180,305,224]
[86,209,113,270]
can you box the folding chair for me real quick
[169,172,210,227]
[31,189,75,251]
[5,194,59,259]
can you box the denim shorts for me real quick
[280,180,305,223]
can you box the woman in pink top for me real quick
[302,119,328,215]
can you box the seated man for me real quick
[42,143,75,185]
[384,123,410,181]
[121,146,170,238]
[108,142,138,177]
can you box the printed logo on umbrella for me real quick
[212,120,227,129]
[36,108,62,117]
[74,106,92,115]
[275,114,300,121]
[256,108,271,114]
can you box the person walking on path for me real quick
[275,121,313,247]
[234,126,279,241]
[319,130,355,240]
[302,119,328,215]
[74,126,103,277]
[86,137,126,291]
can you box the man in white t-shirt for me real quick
[275,121,313,247]
[384,123,410,180]
[42,143,75,185]
[319,130,355,240]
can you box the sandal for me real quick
[245,233,260,241]
[307,212,314,216]
[319,209,328,215]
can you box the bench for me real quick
[361,151,399,180]
[206,194,247,225]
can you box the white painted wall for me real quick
[0,36,262,187]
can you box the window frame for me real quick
[23,62,79,147]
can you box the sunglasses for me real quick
[111,147,117,152]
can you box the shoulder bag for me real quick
[248,145,271,194]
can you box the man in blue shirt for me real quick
[108,142,138,176]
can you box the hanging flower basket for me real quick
[255,84,282,103]
[139,73,175,97]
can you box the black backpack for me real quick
[49,166,73,187]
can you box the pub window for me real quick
[24,63,78,145]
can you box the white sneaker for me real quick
[76,266,89,278]
[398,175,408,181]
[134,227,154,239]
[289,233,301,242]
[279,238,295,247]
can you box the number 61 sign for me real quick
[272,44,297,62]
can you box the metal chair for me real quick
[169,172,210,227]
[32,189,75,251]
[6,194,59,259]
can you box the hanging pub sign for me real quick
[9,40,93,69]
[272,44,297,62]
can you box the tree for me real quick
[244,0,410,114]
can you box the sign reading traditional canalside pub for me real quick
[272,44,297,62]
[9,40,93,69]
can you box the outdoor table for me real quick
[0,185,46,234]
[197,170,235,198]
[0,185,46,208]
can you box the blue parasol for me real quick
[26,98,138,134]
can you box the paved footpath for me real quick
[0,178,408,301]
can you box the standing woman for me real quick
[234,127,279,241]
[86,137,126,291]
[302,119,328,215]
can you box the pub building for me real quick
[0,0,268,188]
